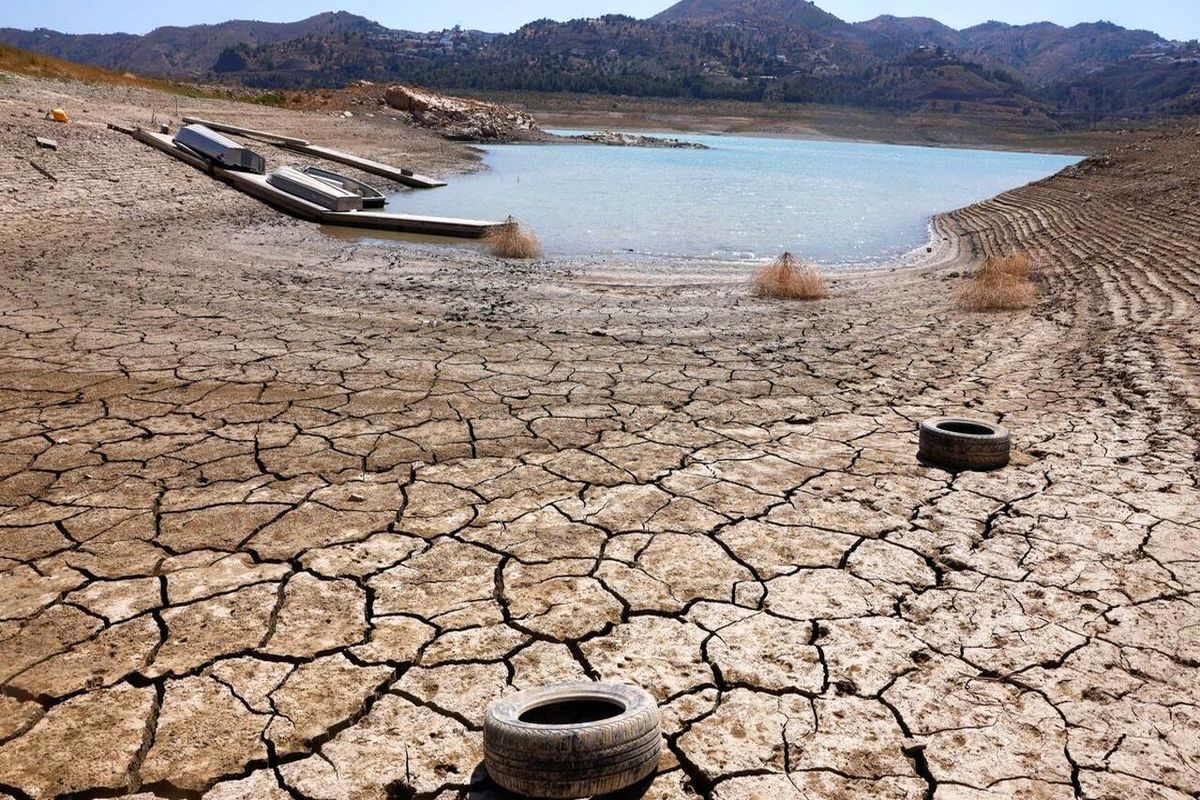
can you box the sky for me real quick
[1,0,1198,40]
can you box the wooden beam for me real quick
[279,142,447,190]
[180,115,310,146]
[29,160,57,182]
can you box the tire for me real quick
[484,682,662,799]
[919,417,1011,472]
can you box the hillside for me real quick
[0,43,189,91]
[654,0,848,30]
[1047,45,1200,119]
[0,1,1193,128]
[958,21,1166,85]
[847,17,1169,85]
[0,12,390,78]
[852,16,962,58]
[209,16,1052,128]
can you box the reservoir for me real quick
[387,131,1080,263]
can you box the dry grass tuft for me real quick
[751,252,829,300]
[958,253,1037,311]
[487,217,541,259]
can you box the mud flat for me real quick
[0,74,1198,800]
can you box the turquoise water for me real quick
[387,131,1080,264]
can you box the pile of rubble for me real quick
[384,85,539,143]
[566,130,709,149]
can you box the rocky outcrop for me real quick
[382,86,709,149]
[384,84,539,143]
[566,130,710,149]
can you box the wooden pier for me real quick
[128,128,499,239]
[180,116,447,189]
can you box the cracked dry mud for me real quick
[2,76,1199,800]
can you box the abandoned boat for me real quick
[267,166,364,212]
[173,124,266,174]
[302,166,387,209]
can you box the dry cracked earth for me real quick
[1,76,1198,800]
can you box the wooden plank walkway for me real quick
[181,115,447,189]
[128,129,499,239]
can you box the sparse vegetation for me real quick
[0,44,166,90]
[958,253,1037,311]
[253,92,289,107]
[751,252,828,300]
[488,217,541,259]
[0,44,242,102]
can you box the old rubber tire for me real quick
[919,417,1011,471]
[484,682,662,799]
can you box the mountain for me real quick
[654,0,849,31]
[211,15,858,95]
[957,21,1166,85]
[0,12,389,78]
[853,15,963,56]
[209,15,1055,136]
[0,1,1192,126]
[1046,43,1200,118]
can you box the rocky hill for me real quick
[957,21,1166,85]
[1,1,1194,125]
[654,0,848,30]
[0,12,392,78]
[852,16,962,57]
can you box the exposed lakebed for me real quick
[387,131,1080,263]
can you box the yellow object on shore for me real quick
[50,108,69,123]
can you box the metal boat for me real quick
[302,166,387,208]
[173,124,266,174]
[266,165,364,212]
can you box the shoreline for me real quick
[516,98,1130,156]
[535,118,1094,157]
[327,219,955,276]
[375,85,1124,156]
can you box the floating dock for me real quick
[126,128,500,239]
[180,115,447,189]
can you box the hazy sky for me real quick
[2,1,1198,40]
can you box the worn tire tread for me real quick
[483,683,662,799]
[919,417,1012,471]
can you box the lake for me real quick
[386,132,1080,264]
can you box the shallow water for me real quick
[387,131,1080,264]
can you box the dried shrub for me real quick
[487,217,541,259]
[958,253,1037,311]
[751,252,828,300]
